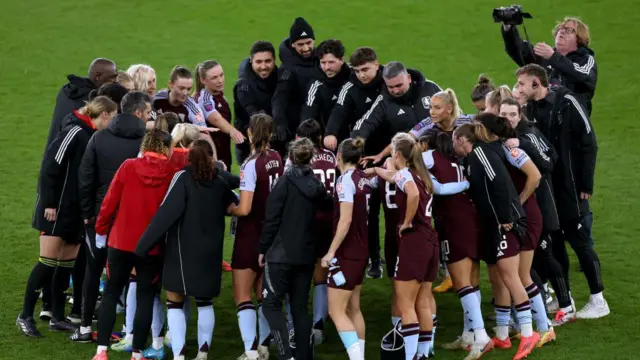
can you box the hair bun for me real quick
[478,74,491,86]
[352,137,365,150]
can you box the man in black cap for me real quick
[272,17,324,157]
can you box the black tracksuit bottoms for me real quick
[81,226,107,327]
[96,248,162,349]
[262,262,314,360]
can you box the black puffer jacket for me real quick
[233,57,278,135]
[260,165,332,265]
[78,113,146,220]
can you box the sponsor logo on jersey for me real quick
[240,171,245,181]
[510,148,520,158]
[336,182,343,193]
[204,102,214,112]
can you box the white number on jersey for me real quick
[268,173,280,190]
[425,195,434,218]
[313,168,337,195]
[385,182,397,209]
[451,163,464,182]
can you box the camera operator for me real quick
[515,64,609,320]
[500,14,597,115]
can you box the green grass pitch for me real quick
[1,0,639,359]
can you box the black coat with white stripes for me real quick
[135,167,237,298]
[502,26,597,115]
[351,69,441,149]
[325,67,388,154]
[516,121,560,232]
[34,113,96,237]
[465,141,525,225]
[524,88,597,221]
[300,63,351,133]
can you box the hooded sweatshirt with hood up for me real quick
[78,113,147,220]
[95,152,177,255]
[260,164,332,265]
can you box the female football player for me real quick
[228,114,283,360]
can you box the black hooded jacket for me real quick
[233,57,279,135]
[351,69,442,147]
[502,26,597,115]
[300,63,351,132]
[78,113,146,219]
[271,38,325,135]
[45,75,97,153]
[260,165,332,265]
[135,166,237,298]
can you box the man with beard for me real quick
[300,39,351,133]
[234,41,278,165]
[272,17,324,157]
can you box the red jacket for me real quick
[96,152,177,255]
[169,147,189,171]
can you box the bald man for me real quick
[44,58,117,151]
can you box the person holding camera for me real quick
[499,11,597,115]
[515,64,609,320]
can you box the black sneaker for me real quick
[17,316,42,337]
[66,313,81,325]
[49,319,78,332]
[366,259,383,279]
[69,327,93,343]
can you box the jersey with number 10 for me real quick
[394,168,437,244]
[237,149,283,246]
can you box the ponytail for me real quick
[486,85,513,110]
[391,133,433,194]
[453,123,496,144]
[78,96,117,119]
[189,139,218,182]
[194,60,220,97]
[432,88,461,121]
[337,137,365,165]
[194,63,205,96]
[171,123,200,148]
[475,112,517,139]
[248,113,274,154]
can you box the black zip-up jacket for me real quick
[135,167,237,298]
[78,113,146,220]
[260,165,332,265]
[502,26,597,115]
[515,121,560,232]
[325,66,388,154]
[34,113,97,235]
[233,57,279,136]
[300,63,351,132]
[272,38,325,135]
[351,69,441,147]
[465,142,525,225]
[524,88,597,221]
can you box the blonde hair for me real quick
[553,17,591,47]
[486,85,513,110]
[116,71,133,86]
[78,96,117,119]
[391,133,433,194]
[126,64,156,94]
[432,88,461,120]
[171,123,200,148]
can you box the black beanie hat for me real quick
[289,17,315,43]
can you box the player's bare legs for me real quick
[395,279,421,360]
[233,269,260,359]
[328,287,363,360]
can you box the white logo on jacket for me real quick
[422,96,431,109]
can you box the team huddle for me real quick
[18,14,608,360]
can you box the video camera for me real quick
[492,5,532,26]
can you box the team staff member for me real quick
[233,41,279,165]
[73,91,152,344]
[351,61,442,163]
[502,17,597,114]
[135,140,239,360]
[92,130,176,360]
[260,138,332,360]
[300,39,351,132]
[321,138,375,360]
[453,123,537,360]
[324,47,388,279]
[499,98,576,326]
[228,114,283,360]
[195,60,246,171]
[153,66,206,127]
[515,64,608,319]
[324,46,385,151]
[272,17,324,155]
[17,96,117,338]
[45,58,117,153]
